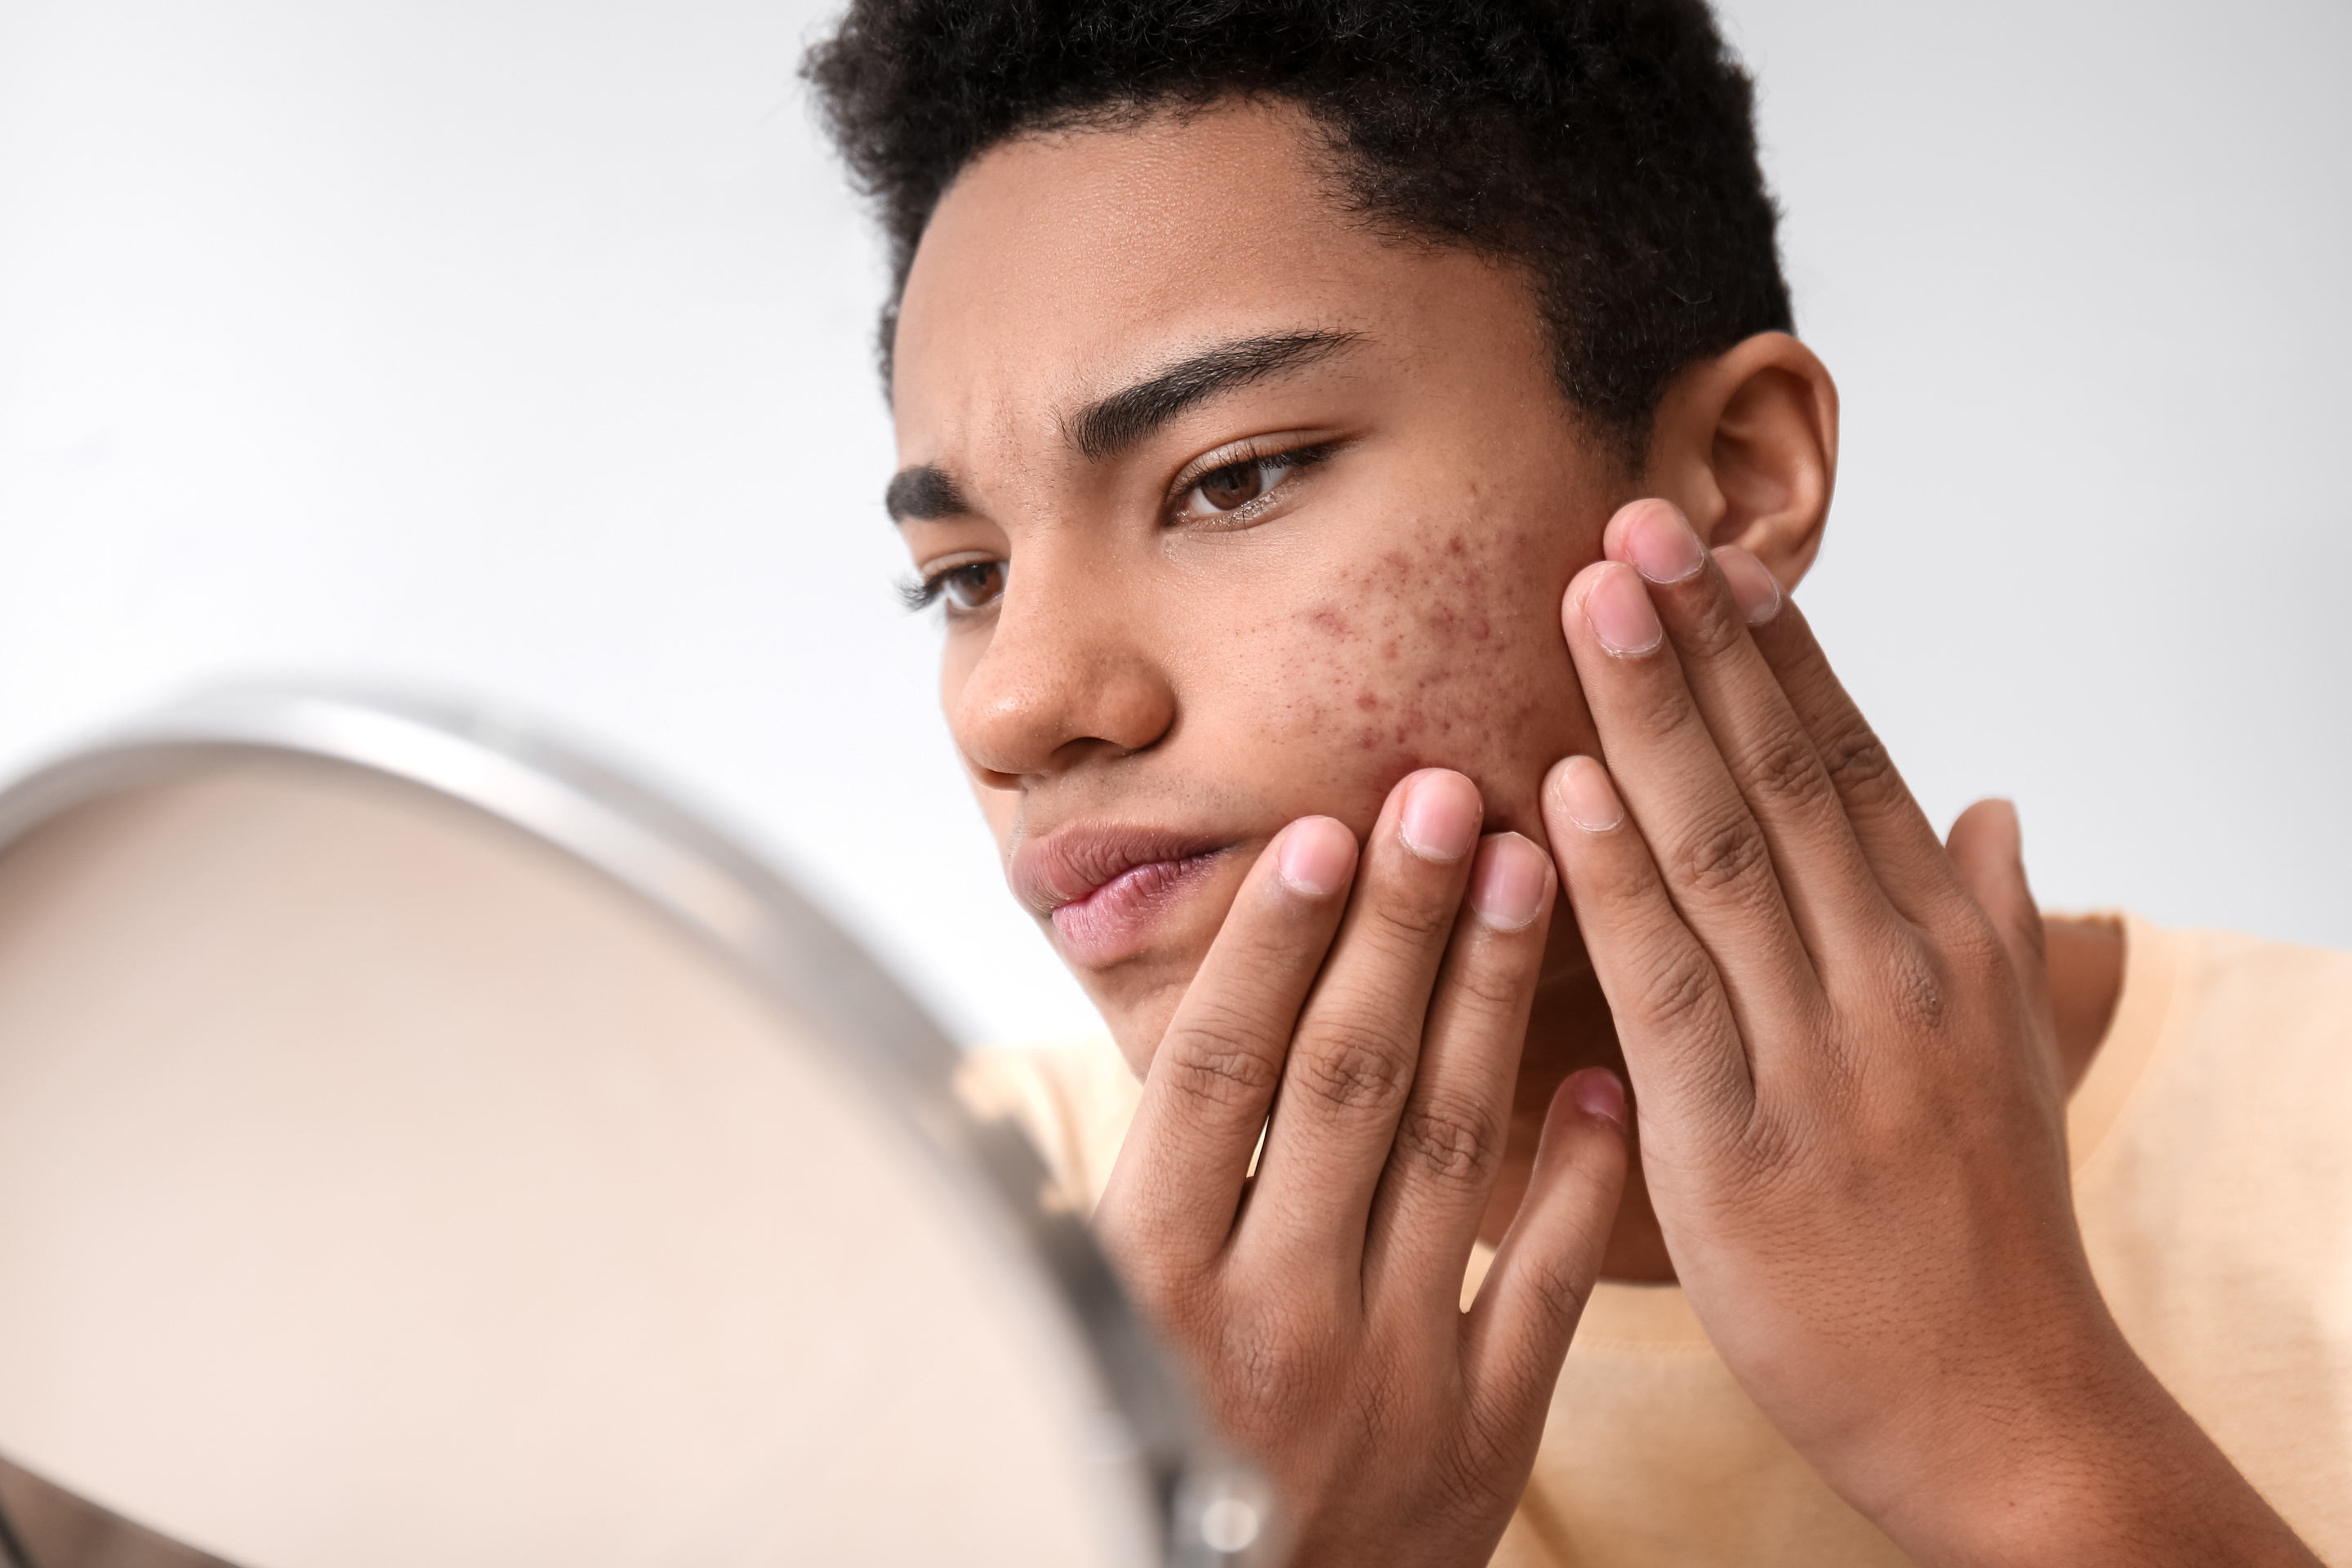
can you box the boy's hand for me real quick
[1093,771,1628,1568]
[1544,498,2317,1566]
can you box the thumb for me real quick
[1947,797,2047,985]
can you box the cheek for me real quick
[1241,523,1596,832]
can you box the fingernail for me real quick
[1552,755,1623,832]
[1571,1067,1627,1129]
[1276,816,1356,897]
[1399,770,1481,862]
[1579,564,1663,656]
[1714,546,1784,626]
[1468,832,1552,932]
[1624,504,1707,585]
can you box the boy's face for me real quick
[889,98,1625,1065]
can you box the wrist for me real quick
[1873,1334,2314,1568]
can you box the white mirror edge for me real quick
[0,687,1282,1568]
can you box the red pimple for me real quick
[1391,704,1434,744]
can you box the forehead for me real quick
[889,98,1520,458]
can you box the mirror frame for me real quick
[0,688,1274,1568]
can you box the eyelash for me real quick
[898,562,987,613]
[1165,439,1334,529]
[899,439,1337,615]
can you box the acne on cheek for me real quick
[1259,523,1568,808]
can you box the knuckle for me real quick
[1679,580,1748,658]
[1392,1094,1506,1188]
[1440,947,1527,1016]
[1293,1036,1414,1117]
[1158,1017,1282,1109]
[1673,815,1773,898]
[1737,725,1833,813]
[1624,676,1701,744]
[1366,889,1458,948]
[1513,1245,1599,1335]
[1633,942,1722,1033]
[1882,936,1953,1037]
[1819,721,1902,811]
[1934,912,2018,1005]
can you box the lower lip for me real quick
[1050,853,1223,967]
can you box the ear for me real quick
[1642,332,1839,590]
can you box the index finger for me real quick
[1597,501,1895,958]
[1742,591,1967,929]
[1094,815,1358,1277]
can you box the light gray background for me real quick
[2,0,2345,1046]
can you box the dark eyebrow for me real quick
[884,463,969,523]
[1066,330,1361,462]
[881,328,1358,523]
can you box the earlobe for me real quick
[1643,332,1839,591]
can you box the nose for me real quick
[948,559,1175,790]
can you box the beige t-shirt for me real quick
[960,914,2352,1563]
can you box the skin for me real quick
[888,96,2313,1567]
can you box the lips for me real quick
[1009,825,1232,968]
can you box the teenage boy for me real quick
[805,2,2349,1563]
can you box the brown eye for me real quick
[1170,443,1331,525]
[1196,461,1266,511]
[940,559,1007,611]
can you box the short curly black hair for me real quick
[804,0,1792,461]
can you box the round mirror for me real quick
[0,692,1272,1568]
